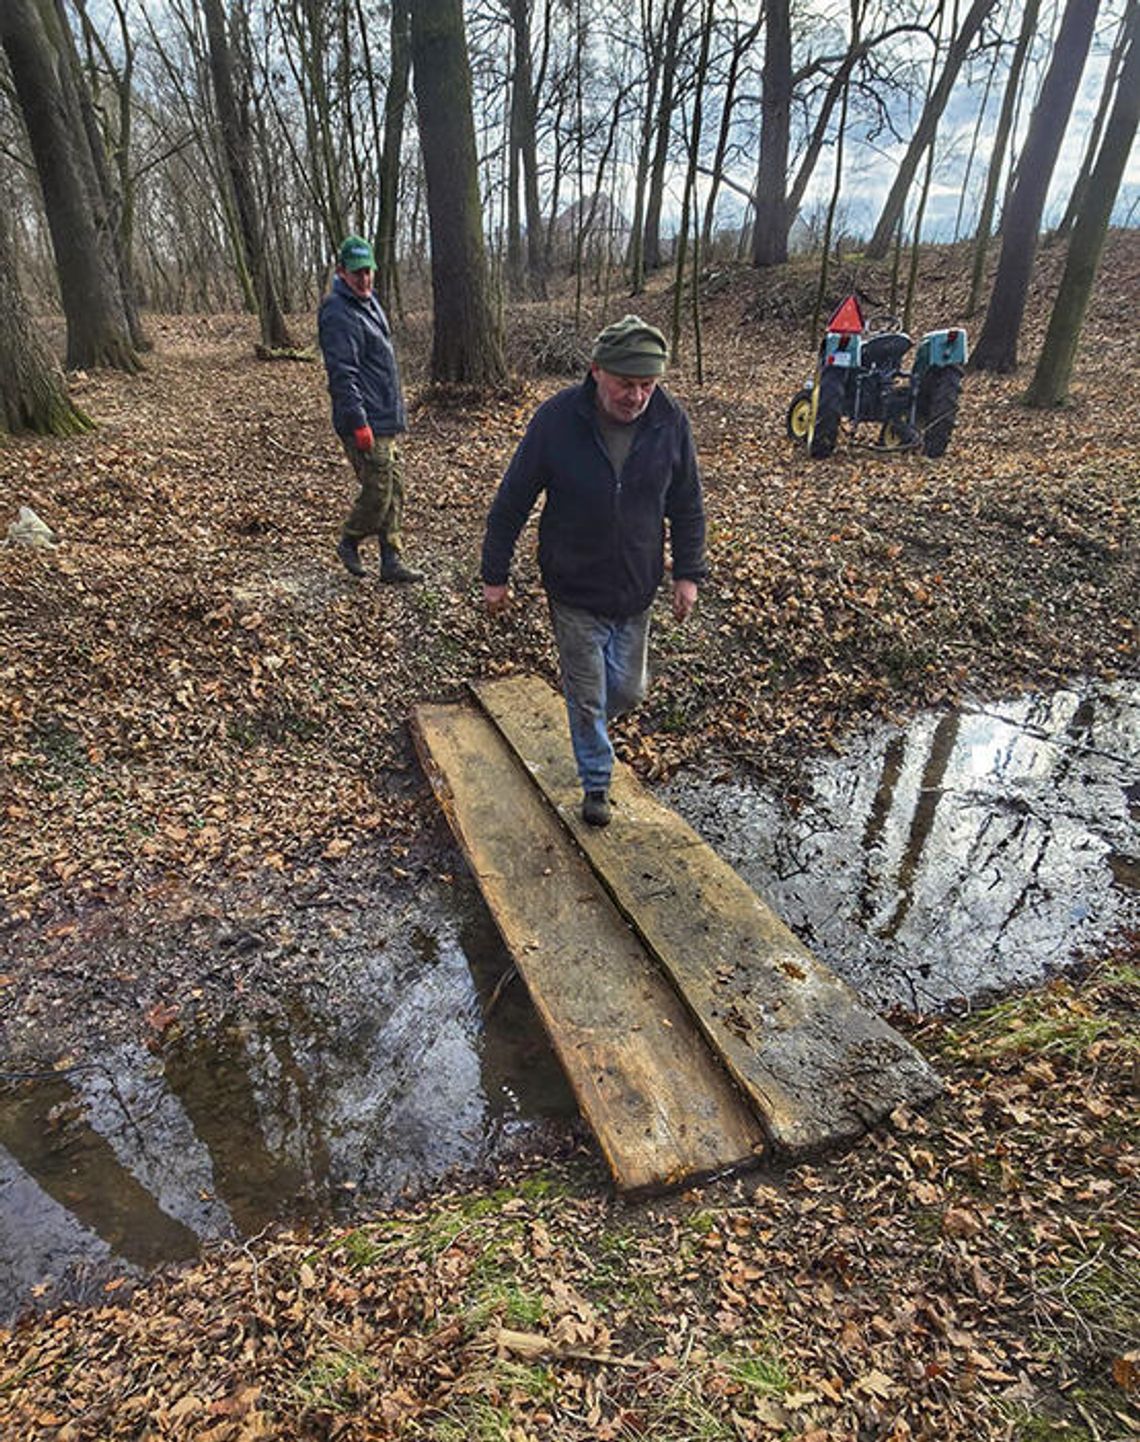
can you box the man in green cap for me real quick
[318,235,422,582]
[481,314,706,827]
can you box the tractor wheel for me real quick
[918,365,963,458]
[808,369,844,458]
[785,388,813,442]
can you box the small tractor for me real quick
[786,294,967,458]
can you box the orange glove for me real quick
[353,425,374,452]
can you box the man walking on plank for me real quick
[481,314,706,828]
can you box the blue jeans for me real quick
[548,598,651,793]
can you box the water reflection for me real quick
[664,682,1138,1013]
[3,681,1134,1322]
[0,884,575,1323]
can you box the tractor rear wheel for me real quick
[918,365,962,457]
[785,388,813,442]
[809,369,844,458]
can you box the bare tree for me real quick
[752,0,792,267]
[505,0,547,298]
[972,0,1100,371]
[200,0,295,349]
[967,0,1041,314]
[865,0,997,261]
[409,0,506,383]
[0,199,92,434]
[377,0,411,315]
[0,0,140,370]
[67,0,148,349]
[641,0,688,274]
[1051,0,1133,241]
[1026,0,1139,404]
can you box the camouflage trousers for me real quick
[341,435,404,551]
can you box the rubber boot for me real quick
[380,542,423,583]
[336,535,366,577]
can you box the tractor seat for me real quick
[861,332,912,368]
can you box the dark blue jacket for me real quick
[481,375,706,618]
[318,276,406,438]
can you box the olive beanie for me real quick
[591,314,669,376]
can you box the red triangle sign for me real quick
[827,294,865,334]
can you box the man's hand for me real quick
[353,424,375,452]
[673,578,698,622]
[483,582,511,615]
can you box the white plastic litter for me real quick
[6,506,57,548]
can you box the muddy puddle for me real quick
[0,885,576,1323]
[2,679,1136,1322]
[663,678,1138,1012]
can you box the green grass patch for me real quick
[464,1280,546,1332]
[944,977,1132,1064]
[288,1347,378,1412]
[725,1349,790,1398]
[412,1396,518,1441]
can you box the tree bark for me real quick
[1051,0,1131,242]
[66,0,148,350]
[0,0,139,371]
[200,0,295,350]
[972,0,1100,372]
[626,1,661,295]
[642,0,687,273]
[377,0,411,315]
[864,0,995,261]
[0,202,93,435]
[752,0,792,267]
[967,0,1040,314]
[409,0,507,384]
[1025,0,1139,405]
[507,0,547,298]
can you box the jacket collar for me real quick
[333,274,374,308]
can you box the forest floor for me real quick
[0,234,1137,1439]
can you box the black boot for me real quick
[380,542,423,583]
[581,790,612,827]
[336,535,366,577]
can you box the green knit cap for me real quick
[591,314,668,376]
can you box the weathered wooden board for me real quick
[410,700,765,1194]
[471,673,942,1159]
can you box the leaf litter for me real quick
[0,237,1138,1438]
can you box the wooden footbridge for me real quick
[411,674,940,1195]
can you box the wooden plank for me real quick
[471,674,942,1159]
[410,701,765,1194]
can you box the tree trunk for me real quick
[1051,0,1132,242]
[642,0,687,273]
[0,203,93,435]
[972,0,1100,372]
[700,15,760,253]
[1025,0,1139,405]
[626,0,664,294]
[377,0,411,316]
[200,0,294,350]
[967,0,1039,314]
[0,0,139,371]
[409,0,507,384]
[67,0,148,350]
[507,0,547,298]
[865,0,995,260]
[672,0,711,363]
[752,0,791,267]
